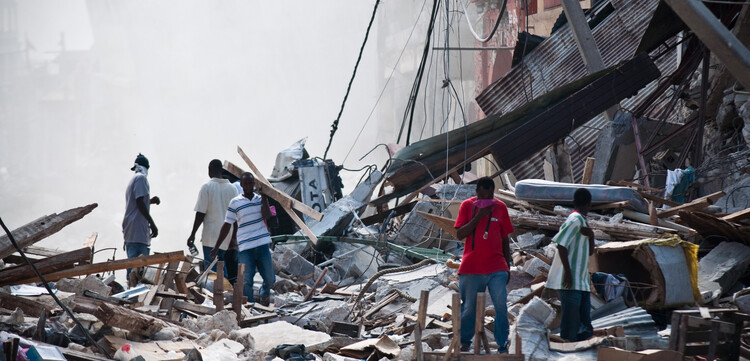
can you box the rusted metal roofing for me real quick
[474,0,676,181]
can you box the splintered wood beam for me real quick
[93,302,198,339]
[657,191,725,218]
[226,156,319,245]
[0,246,93,286]
[664,0,750,90]
[0,203,98,260]
[235,147,323,221]
[581,157,596,184]
[0,292,55,316]
[722,208,750,223]
[417,211,460,240]
[638,191,681,208]
[11,251,185,285]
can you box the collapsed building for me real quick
[3,0,750,360]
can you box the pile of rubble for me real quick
[4,0,750,360]
[2,160,750,361]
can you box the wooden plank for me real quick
[161,260,181,289]
[83,290,135,305]
[304,268,328,302]
[173,300,216,315]
[174,256,194,297]
[0,203,98,260]
[0,292,54,316]
[495,189,554,214]
[93,302,198,339]
[239,313,277,327]
[664,0,750,91]
[214,261,224,312]
[234,147,323,221]
[11,251,185,285]
[417,211,459,240]
[658,191,725,218]
[608,180,663,193]
[638,191,681,208]
[722,207,750,223]
[360,201,417,226]
[82,232,98,250]
[474,293,491,355]
[590,201,628,210]
[364,291,399,319]
[581,157,595,184]
[225,158,319,244]
[442,293,461,361]
[0,246,93,286]
[415,290,429,361]
[234,263,245,324]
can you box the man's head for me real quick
[208,159,223,178]
[240,172,255,195]
[475,177,495,199]
[130,153,149,171]
[573,188,592,214]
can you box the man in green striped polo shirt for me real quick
[546,188,595,342]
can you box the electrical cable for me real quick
[458,0,507,42]
[397,0,442,146]
[323,0,381,160]
[0,217,112,358]
[342,0,430,165]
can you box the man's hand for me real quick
[209,246,219,260]
[187,235,195,247]
[150,222,158,238]
[580,226,594,239]
[563,269,573,289]
[150,196,161,205]
[476,205,493,219]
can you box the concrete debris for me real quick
[332,243,383,280]
[698,241,750,302]
[273,244,331,286]
[243,321,330,353]
[510,297,555,361]
[514,232,546,249]
[54,275,111,297]
[6,6,750,360]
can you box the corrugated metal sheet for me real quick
[592,306,661,339]
[474,0,680,181]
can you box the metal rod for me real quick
[432,46,514,51]
[693,46,710,167]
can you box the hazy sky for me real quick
[1,0,479,278]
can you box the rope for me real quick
[323,0,381,160]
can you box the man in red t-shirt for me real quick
[453,177,514,353]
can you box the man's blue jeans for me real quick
[238,244,275,301]
[558,289,593,342]
[125,243,150,280]
[203,246,239,284]
[459,271,509,351]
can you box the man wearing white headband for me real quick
[123,153,160,283]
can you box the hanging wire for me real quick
[458,0,508,42]
[323,0,381,160]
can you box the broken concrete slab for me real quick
[272,244,331,286]
[331,243,383,280]
[54,275,111,297]
[522,257,550,278]
[242,321,331,353]
[698,241,750,302]
[513,232,545,250]
[304,170,383,237]
[182,309,239,335]
[393,201,439,246]
[509,297,555,360]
